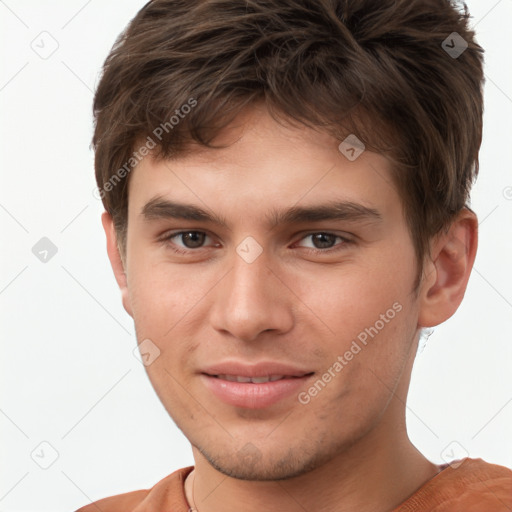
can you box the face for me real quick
[120,105,423,480]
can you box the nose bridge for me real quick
[209,244,293,341]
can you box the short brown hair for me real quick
[92,0,484,282]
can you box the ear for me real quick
[417,208,478,328]
[101,211,133,318]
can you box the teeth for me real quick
[216,374,286,383]
[251,376,272,383]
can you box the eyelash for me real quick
[159,230,352,256]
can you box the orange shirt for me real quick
[75,458,512,511]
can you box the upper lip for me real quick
[201,361,314,378]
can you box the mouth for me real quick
[208,373,312,383]
[201,372,315,409]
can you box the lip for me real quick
[201,361,313,378]
[200,361,314,409]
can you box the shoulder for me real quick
[75,489,149,512]
[394,458,512,512]
[74,466,194,512]
[454,458,512,510]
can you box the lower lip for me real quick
[201,374,313,409]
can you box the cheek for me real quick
[127,256,205,334]
[299,300,416,438]
[296,246,418,401]
[127,261,202,414]
[298,264,412,345]
[126,258,213,392]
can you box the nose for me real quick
[209,247,294,342]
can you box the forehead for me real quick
[127,106,402,226]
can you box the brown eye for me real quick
[310,233,338,249]
[178,231,206,248]
[160,230,214,253]
[297,232,348,251]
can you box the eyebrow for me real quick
[141,196,382,229]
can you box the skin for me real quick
[103,104,478,512]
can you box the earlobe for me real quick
[418,209,478,328]
[101,211,133,318]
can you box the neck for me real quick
[185,418,440,512]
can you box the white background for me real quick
[1,1,511,510]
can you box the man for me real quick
[78,0,512,510]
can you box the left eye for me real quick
[296,232,347,250]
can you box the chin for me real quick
[197,441,333,481]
